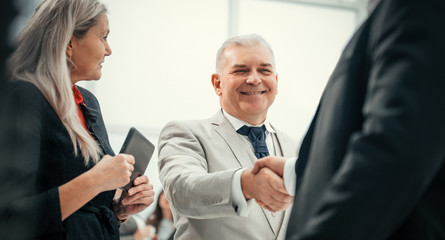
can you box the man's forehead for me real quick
[231,63,274,68]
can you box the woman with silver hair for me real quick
[3,0,155,239]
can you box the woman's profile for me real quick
[2,0,155,239]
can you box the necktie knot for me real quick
[237,125,269,159]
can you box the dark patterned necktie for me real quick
[237,125,270,159]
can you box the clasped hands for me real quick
[241,156,292,212]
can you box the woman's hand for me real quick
[90,154,135,192]
[59,154,135,220]
[113,175,155,220]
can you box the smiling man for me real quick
[158,34,297,240]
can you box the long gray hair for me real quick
[215,34,276,74]
[8,0,107,165]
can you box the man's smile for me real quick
[240,90,267,95]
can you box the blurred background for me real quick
[10,0,368,220]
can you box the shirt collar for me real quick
[72,85,85,106]
[222,109,275,134]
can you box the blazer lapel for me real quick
[81,104,113,156]
[211,110,256,168]
[78,87,114,156]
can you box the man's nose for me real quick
[245,71,261,85]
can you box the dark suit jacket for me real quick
[0,81,118,240]
[287,0,445,239]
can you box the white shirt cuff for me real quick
[231,169,254,217]
[284,157,298,196]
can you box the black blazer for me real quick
[0,81,118,239]
[287,0,445,239]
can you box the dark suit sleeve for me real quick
[296,1,445,239]
[0,82,65,237]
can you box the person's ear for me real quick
[275,73,278,94]
[66,36,75,59]
[211,73,223,96]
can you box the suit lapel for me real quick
[81,102,113,156]
[211,110,256,168]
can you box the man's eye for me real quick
[234,69,248,73]
[103,35,108,40]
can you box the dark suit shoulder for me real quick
[4,80,50,118]
[7,80,46,102]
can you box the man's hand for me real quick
[251,156,287,177]
[241,167,293,212]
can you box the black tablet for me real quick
[119,127,155,191]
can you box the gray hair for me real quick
[8,0,107,165]
[215,34,276,74]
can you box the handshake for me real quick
[241,156,293,212]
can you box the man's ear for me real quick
[275,73,278,94]
[211,73,223,96]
